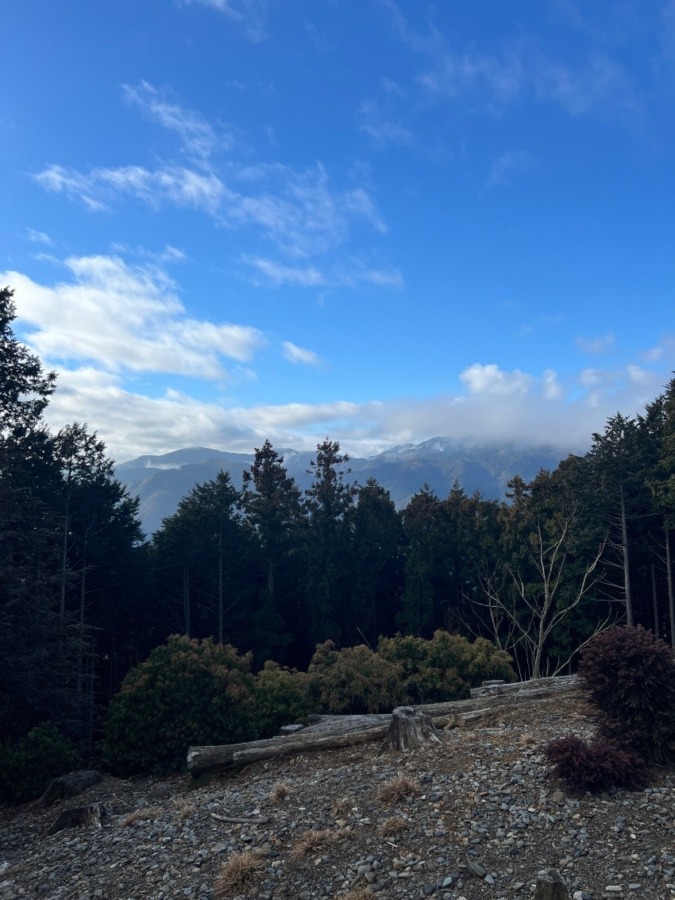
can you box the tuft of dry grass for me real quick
[289,828,331,860]
[269,781,289,802]
[214,849,263,898]
[331,797,351,816]
[338,889,372,900]
[173,797,195,821]
[120,805,164,826]
[377,774,420,803]
[378,814,408,836]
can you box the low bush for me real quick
[542,735,648,793]
[0,722,79,803]
[377,630,516,703]
[100,636,258,776]
[307,641,406,714]
[253,661,312,737]
[579,625,675,764]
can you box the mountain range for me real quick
[116,439,569,537]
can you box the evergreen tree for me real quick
[303,439,358,651]
[241,440,303,663]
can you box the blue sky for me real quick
[3,0,675,462]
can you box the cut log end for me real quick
[380,706,441,753]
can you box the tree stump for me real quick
[534,868,570,900]
[380,706,441,753]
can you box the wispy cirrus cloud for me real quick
[378,0,639,118]
[181,0,269,42]
[35,163,226,215]
[35,81,388,262]
[122,81,232,161]
[358,100,413,147]
[25,227,53,245]
[282,341,321,366]
[244,255,403,289]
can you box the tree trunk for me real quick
[666,523,675,650]
[380,706,440,753]
[620,485,633,626]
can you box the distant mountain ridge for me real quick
[116,439,568,537]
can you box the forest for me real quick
[2,284,675,758]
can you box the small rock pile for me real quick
[0,694,673,900]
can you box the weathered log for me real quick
[187,675,579,777]
[187,723,391,777]
[38,770,103,806]
[380,706,441,753]
[534,868,570,900]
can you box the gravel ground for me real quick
[0,693,673,900]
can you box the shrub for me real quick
[377,630,515,704]
[0,722,79,803]
[579,625,675,764]
[254,661,312,737]
[101,635,258,776]
[542,735,648,793]
[307,642,406,714]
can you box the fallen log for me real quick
[188,722,391,777]
[187,675,579,777]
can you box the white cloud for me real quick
[576,332,615,354]
[12,341,671,465]
[542,369,564,400]
[182,0,269,42]
[245,255,403,289]
[25,228,53,245]
[460,363,533,396]
[379,1,638,118]
[358,100,413,147]
[3,255,266,380]
[246,257,326,287]
[281,341,321,366]
[36,155,387,261]
[35,163,226,215]
[122,81,230,161]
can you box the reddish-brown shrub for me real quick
[543,735,648,793]
[578,625,675,764]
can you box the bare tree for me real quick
[477,516,607,679]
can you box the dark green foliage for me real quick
[377,630,516,703]
[579,625,675,764]
[0,723,79,803]
[253,661,312,737]
[101,636,258,775]
[542,736,648,793]
[307,641,406,714]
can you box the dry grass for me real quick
[214,849,263,898]
[331,797,351,816]
[120,805,164,826]
[173,797,195,821]
[289,828,332,860]
[377,774,420,803]
[338,889,372,900]
[269,781,289,802]
[378,814,408,836]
